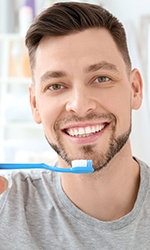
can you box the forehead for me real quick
[34,28,126,74]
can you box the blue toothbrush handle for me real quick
[0,162,94,174]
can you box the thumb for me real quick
[0,176,8,194]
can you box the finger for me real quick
[0,177,8,194]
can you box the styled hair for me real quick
[25,1,131,72]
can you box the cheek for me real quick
[40,107,55,127]
[107,89,131,130]
[117,99,132,132]
[37,99,61,134]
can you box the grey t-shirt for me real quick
[0,159,150,250]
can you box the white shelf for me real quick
[0,77,31,84]
[0,34,49,162]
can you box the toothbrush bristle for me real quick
[72,160,89,168]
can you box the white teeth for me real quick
[66,124,105,137]
[70,129,74,136]
[78,127,85,135]
[85,126,91,134]
[91,126,96,133]
[96,125,99,132]
[74,128,78,135]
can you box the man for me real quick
[0,2,149,249]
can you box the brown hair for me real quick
[25,2,131,72]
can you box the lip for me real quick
[62,122,109,144]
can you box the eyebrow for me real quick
[40,61,119,84]
[40,71,67,84]
[84,61,119,73]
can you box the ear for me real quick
[130,68,143,110]
[29,84,42,124]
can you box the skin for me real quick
[0,177,8,194]
[1,28,143,221]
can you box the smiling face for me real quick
[29,28,142,171]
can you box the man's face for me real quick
[30,28,142,171]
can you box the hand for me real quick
[0,176,8,194]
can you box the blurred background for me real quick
[0,0,150,164]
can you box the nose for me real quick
[66,87,97,116]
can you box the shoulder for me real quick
[1,169,55,189]
[0,169,60,213]
[0,160,58,186]
[0,161,59,202]
[137,158,150,172]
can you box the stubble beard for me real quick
[45,114,132,172]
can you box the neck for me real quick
[60,150,140,221]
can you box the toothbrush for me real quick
[0,160,94,174]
